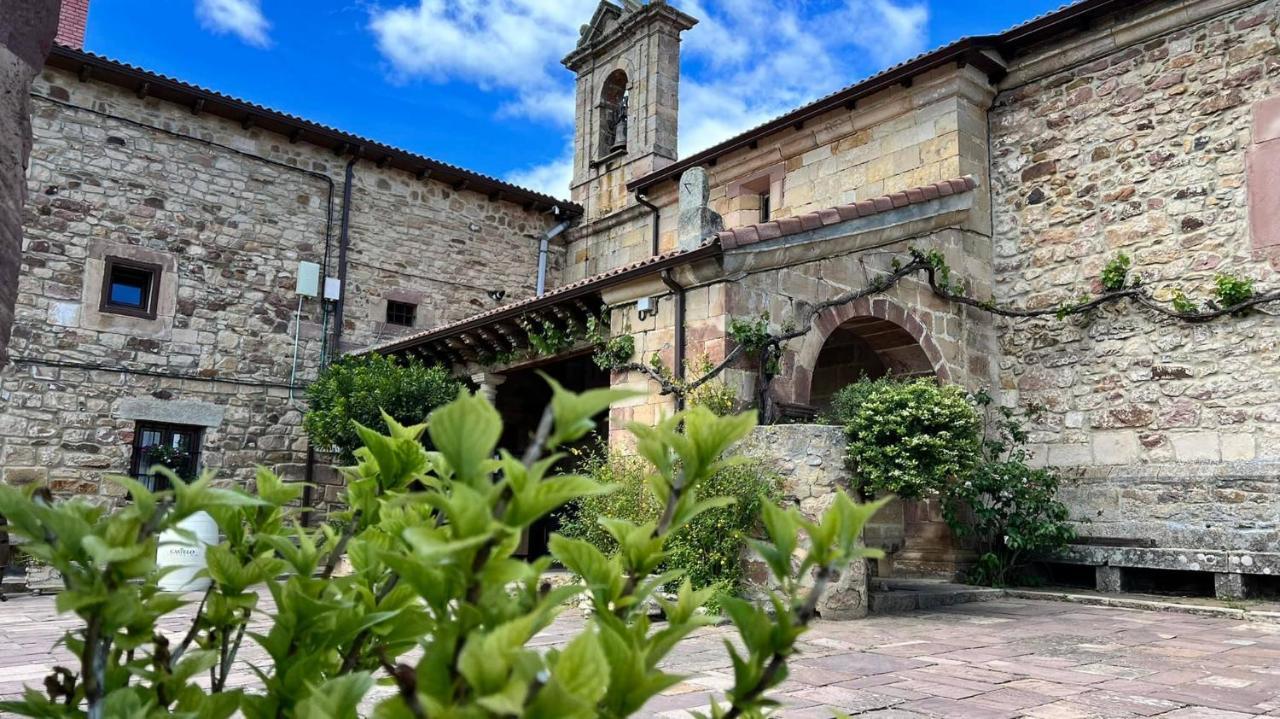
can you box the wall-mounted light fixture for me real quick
[487,289,507,303]
[636,296,657,321]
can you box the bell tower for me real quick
[563,0,696,219]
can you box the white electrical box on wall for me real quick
[296,261,320,297]
[323,277,342,301]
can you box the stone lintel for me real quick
[1057,545,1280,577]
[115,397,226,428]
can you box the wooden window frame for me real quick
[129,421,203,493]
[100,256,162,320]
[386,300,418,328]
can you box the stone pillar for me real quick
[471,372,506,405]
[1096,565,1123,593]
[1214,572,1247,600]
[0,0,60,368]
[676,166,723,251]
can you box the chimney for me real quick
[56,0,90,48]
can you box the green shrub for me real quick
[303,353,461,461]
[1100,252,1131,291]
[1213,273,1255,309]
[0,382,886,719]
[560,449,782,604]
[831,377,982,499]
[942,399,1075,587]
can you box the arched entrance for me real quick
[792,300,971,580]
[809,316,935,411]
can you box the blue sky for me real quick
[85,0,1065,199]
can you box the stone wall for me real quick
[989,0,1280,553]
[563,64,993,287]
[736,423,869,619]
[982,0,1280,587]
[0,1,60,369]
[0,64,560,505]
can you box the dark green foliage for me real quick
[559,450,782,606]
[830,377,982,499]
[303,353,461,461]
[942,399,1076,587]
[1100,252,1132,291]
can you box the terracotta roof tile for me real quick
[715,175,978,251]
[374,175,979,357]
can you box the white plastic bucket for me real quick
[157,511,218,592]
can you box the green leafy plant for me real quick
[143,444,192,477]
[592,334,636,371]
[728,314,773,356]
[1170,289,1199,315]
[1213,273,1255,309]
[560,449,782,608]
[941,398,1075,587]
[831,377,982,500]
[1,381,886,719]
[685,355,738,417]
[1100,252,1131,291]
[524,317,576,356]
[303,353,461,461]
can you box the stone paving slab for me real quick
[2,594,1279,717]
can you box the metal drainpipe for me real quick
[635,190,687,411]
[332,157,358,354]
[536,214,572,297]
[305,155,357,523]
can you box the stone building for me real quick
[1,0,60,369]
[371,0,1280,599]
[0,0,578,519]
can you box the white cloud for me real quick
[371,0,930,190]
[675,0,930,154]
[506,150,574,199]
[196,0,272,48]
[368,0,596,126]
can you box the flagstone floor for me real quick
[2,593,1279,718]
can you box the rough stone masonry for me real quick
[0,0,60,368]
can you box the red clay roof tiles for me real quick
[716,175,977,250]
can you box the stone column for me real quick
[1096,565,1123,593]
[471,372,506,405]
[0,0,60,368]
[1214,572,1247,601]
[676,166,723,251]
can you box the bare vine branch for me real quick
[606,249,1279,406]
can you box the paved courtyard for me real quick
[2,594,1279,717]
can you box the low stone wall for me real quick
[736,424,869,619]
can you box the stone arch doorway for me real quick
[786,299,969,580]
[808,316,937,411]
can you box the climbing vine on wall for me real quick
[612,247,1280,419]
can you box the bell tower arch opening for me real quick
[563,1,697,217]
[598,69,629,158]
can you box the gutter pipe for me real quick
[635,190,687,411]
[306,155,357,524]
[536,214,572,297]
